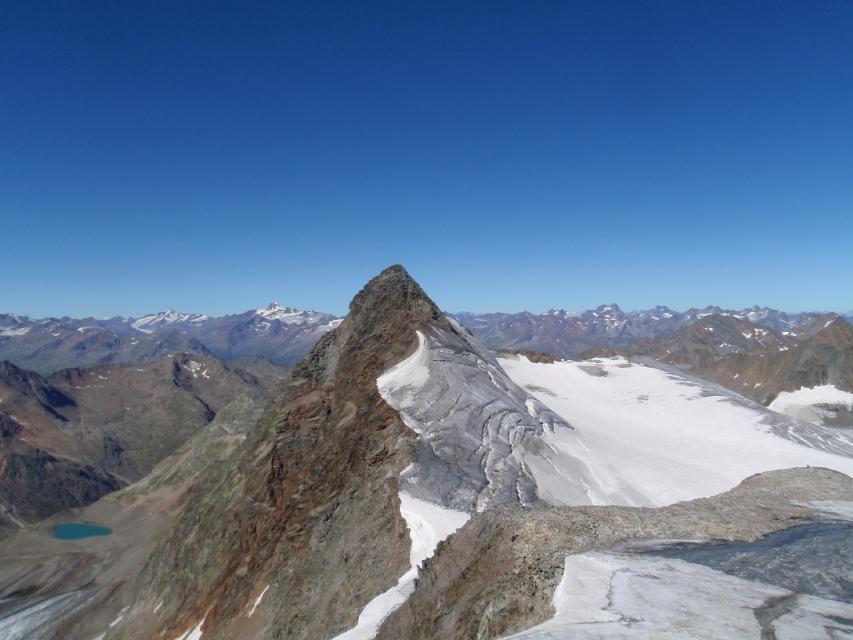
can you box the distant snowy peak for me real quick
[255,302,299,319]
[254,302,336,326]
[128,304,338,333]
[0,313,33,337]
[131,310,209,333]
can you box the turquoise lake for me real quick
[53,523,113,540]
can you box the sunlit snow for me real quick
[247,585,269,617]
[376,331,430,414]
[0,326,30,336]
[498,356,853,506]
[171,618,204,640]
[768,385,853,426]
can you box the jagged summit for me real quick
[345,264,451,337]
[812,316,853,347]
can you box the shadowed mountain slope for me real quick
[627,314,798,369]
[0,354,280,529]
[697,317,853,406]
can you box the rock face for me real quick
[46,354,275,480]
[100,265,455,640]
[0,440,122,528]
[0,393,267,640]
[375,467,853,640]
[0,361,121,528]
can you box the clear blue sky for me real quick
[2,1,851,317]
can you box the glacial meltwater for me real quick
[53,523,112,540]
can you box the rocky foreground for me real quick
[377,467,853,639]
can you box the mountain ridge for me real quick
[3,304,849,374]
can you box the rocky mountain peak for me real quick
[345,264,449,336]
[255,302,294,315]
[811,316,853,347]
[597,303,623,313]
[300,264,457,399]
[118,265,454,639]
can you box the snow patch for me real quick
[0,326,30,336]
[247,585,269,617]
[108,607,128,627]
[376,331,430,414]
[769,385,853,426]
[331,493,469,640]
[182,360,209,379]
[132,310,198,332]
[172,618,204,640]
[799,500,853,520]
[254,303,331,326]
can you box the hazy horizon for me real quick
[3,3,851,317]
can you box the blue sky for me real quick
[2,1,851,317]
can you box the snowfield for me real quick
[367,334,853,640]
[498,356,853,507]
[768,384,853,426]
[378,330,853,510]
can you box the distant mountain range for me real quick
[454,305,850,358]
[627,313,801,369]
[3,302,849,375]
[0,303,341,374]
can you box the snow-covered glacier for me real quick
[378,324,569,512]
[341,323,853,640]
[381,321,853,511]
[499,354,853,506]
